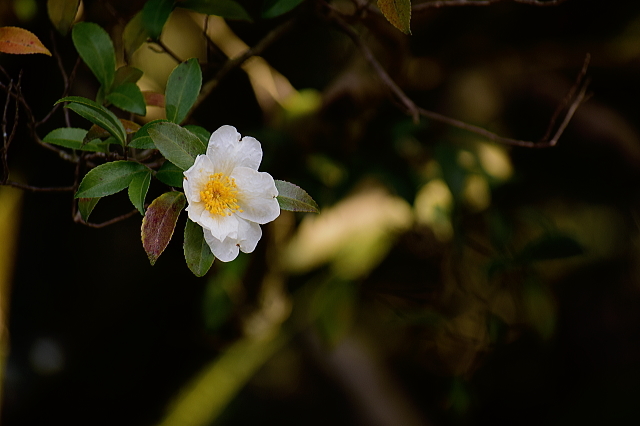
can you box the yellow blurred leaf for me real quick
[0,27,52,56]
[377,0,412,35]
[47,0,81,36]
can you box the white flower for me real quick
[183,125,280,262]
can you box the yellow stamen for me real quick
[200,173,243,216]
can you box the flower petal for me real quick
[237,217,262,254]
[207,125,263,174]
[203,228,240,262]
[183,154,214,203]
[232,167,280,224]
[199,211,239,241]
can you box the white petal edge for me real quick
[237,217,262,254]
[199,210,239,242]
[204,228,240,262]
[183,154,214,203]
[232,167,280,224]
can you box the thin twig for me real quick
[188,17,299,120]
[413,0,569,11]
[74,208,140,229]
[327,9,421,122]
[150,39,182,64]
[4,181,75,192]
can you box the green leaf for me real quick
[179,0,252,21]
[106,82,147,116]
[123,11,149,58]
[128,170,152,214]
[142,0,175,41]
[55,96,127,145]
[75,160,148,198]
[274,180,319,213]
[142,191,186,265]
[47,0,81,35]
[156,161,184,187]
[71,22,116,88]
[183,124,210,146]
[517,234,584,262]
[262,0,305,19]
[377,0,412,35]
[129,119,167,149]
[147,121,206,170]
[78,197,100,221]
[113,66,144,87]
[43,127,109,152]
[184,218,215,276]
[165,58,202,124]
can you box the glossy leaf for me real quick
[78,197,100,221]
[128,170,152,214]
[75,160,148,198]
[43,127,109,152]
[274,180,319,213]
[147,121,205,170]
[184,218,215,277]
[262,0,305,19]
[123,11,149,58]
[71,22,116,88]
[129,119,168,149]
[142,191,186,265]
[47,0,81,35]
[85,119,141,142]
[179,0,252,21]
[377,0,412,35]
[56,96,126,145]
[165,58,202,124]
[0,26,51,55]
[156,161,184,188]
[142,0,175,40]
[106,82,147,115]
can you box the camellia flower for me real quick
[183,125,280,262]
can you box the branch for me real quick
[188,16,299,120]
[4,181,75,192]
[74,208,140,229]
[413,0,569,11]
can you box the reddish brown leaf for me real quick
[143,91,166,108]
[141,191,186,265]
[377,0,412,35]
[0,27,52,56]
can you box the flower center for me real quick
[200,173,243,216]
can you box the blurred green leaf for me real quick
[377,0,412,35]
[43,127,108,152]
[47,0,81,35]
[75,161,148,198]
[142,191,186,265]
[156,161,184,188]
[147,121,206,170]
[78,197,100,221]
[106,82,147,116]
[142,0,175,40]
[128,170,152,214]
[179,0,252,21]
[262,0,305,19]
[518,234,584,262]
[55,96,126,145]
[123,11,149,58]
[165,58,202,124]
[274,180,319,213]
[71,22,116,89]
[184,218,215,277]
[113,66,144,87]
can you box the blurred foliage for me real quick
[3,0,640,425]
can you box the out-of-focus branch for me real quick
[413,0,569,12]
[324,1,589,148]
[188,16,299,120]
